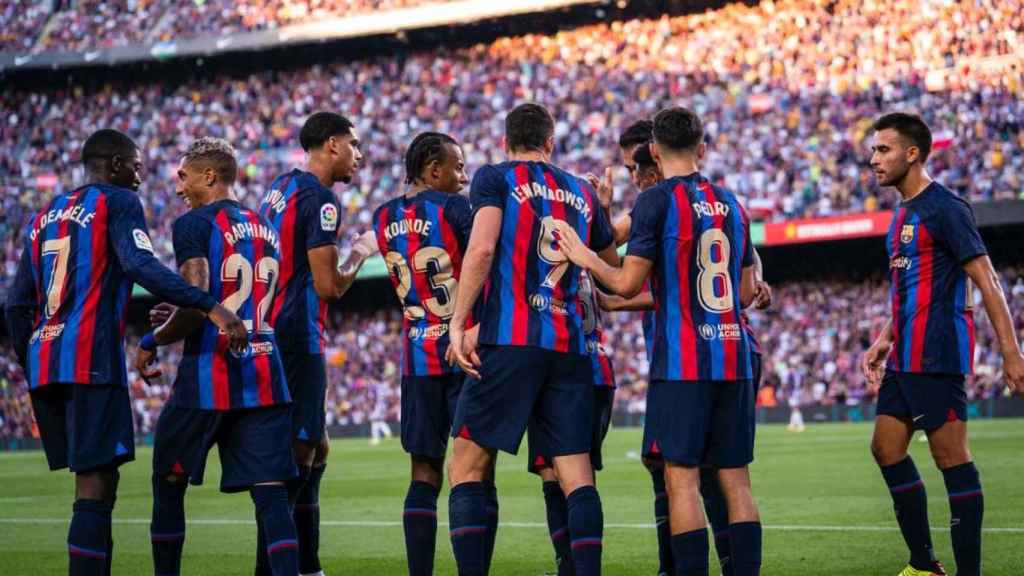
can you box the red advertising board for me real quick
[761,211,894,246]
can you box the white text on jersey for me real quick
[384,218,433,242]
[30,205,96,242]
[224,220,281,253]
[691,201,731,219]
[512,182,592,223]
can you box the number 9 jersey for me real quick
[627,172,754,382]
[169,199,290,410]
[373,190,473,376]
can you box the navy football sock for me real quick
[651,468,673,576]
[252,485,299,576]
[68,499,112,576]
[567,485,603,576]
[255,511,271,576]
[542,481,574,576]
[287,465,312,510]
[699,468,732,575]
[403,481,439,576]
[484,480,499,572]
[671,528,709,576]
[942,462,984,576]
[150,476,187,576]
[881,456,936,570]
[449,482,488,576]
[295,464,324,574]
[727,522,762,576]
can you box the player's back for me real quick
[259,169,341,355]
[373,190,472,375]
[23,184,141,388]
[639,172,753,381]
[470,160,612,355]
[170,199,290,411]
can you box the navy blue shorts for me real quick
[153,403,297,493]
[876,370,967,431]
[643,379,755,468]
[30,383,135,473]
[401,372,464,460]
[528,386,614,474]
[280,347,327,445]
[452,345,594,456]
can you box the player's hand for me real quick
[207,304,249,353]
[596,289,624,311]
[860,339,891,388]
[753,280,773,309]
[134,347,161,384]
[447,324,480,379]
[1001,349,1024,395]
[349,230,378,260]
[552,222,595,269]
[585,166,615,211]
[149,302,176,328]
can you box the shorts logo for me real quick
[699,324,716,340]
[133,228,154,252]
[900,224,915,244]
[529,293,550,312]
[320,203,338,232]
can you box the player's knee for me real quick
[75,468,118,502]
[927,439,971,470]
[411,457,444,488]
[293,441,316,467]
[314,437,330,466]
[663,463,700,496]
[448,439,492,485]
[870,436,905,466]
[161,473,187,486]
[642,457,664,474]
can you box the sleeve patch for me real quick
[133,228,154,252]
[320,203,339,232]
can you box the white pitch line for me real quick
[0,517,1021,533]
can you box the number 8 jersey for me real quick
[627,172,754,382]
[169,199,290,410]
[373,190,473,376]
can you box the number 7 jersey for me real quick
[169,199,290,410]
[627,172,754,382]
[373,190,473,376]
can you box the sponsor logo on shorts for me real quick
[699,323,742,340]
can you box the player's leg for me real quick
[872,371,940,573]
[528,423,574,576]
[447,346,542,576]
[547,352,601,576]
[709,379,761,576]
[920,375,980,576]
[294,435,328,576]
[663,463,708,576]
[699,467,732,576]
[643,457,673,576]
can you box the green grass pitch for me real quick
[1,420,1022,575]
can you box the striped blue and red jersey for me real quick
[627,172,755,382]
[470,161,614,355]
[6,183,218,389]
[258,169,341,355]
[639,278,656,363]
[168,200,290,411]
[885,182,986,374]
[373,190,473,376]
[741,312,761,356]
[578,270,615,388]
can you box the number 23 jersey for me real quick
[627,172,754,382]
[373,190,473,376]
[471,161,614,356]
[170,199,290,411]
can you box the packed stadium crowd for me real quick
[2,267,1021,441]
[1,0,453,53]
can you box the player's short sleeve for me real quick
[299,185,341,251]
[739,203,755,268]
[937,197,987,264]
[172,212,210,268]
[584,181,614,252]
[469,164,506,211]
[626,187,666,262]
[446,194,475,251]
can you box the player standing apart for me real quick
[136,138,300,576]
[558,107,762,576]
[447,103,618,576]
[4,129,248,576]
[258,112,377,576]
[372,132,481,575]
[861,113,1024,576]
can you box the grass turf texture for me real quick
[0,420,1022,575]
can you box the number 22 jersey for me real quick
[170,199,290,410]
[373,190,473,376]
[627,172,754,382]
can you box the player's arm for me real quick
[861,318,893,388]
[108,193,247,350]
[135,257,210,382]
[739,265,756,308]
[598,288,654,312]
[963,256,1024,393]
[559,231,652,297]
[4,239,37,370]
[612,214,631,248]
[751,247,772,309]
[308,231,377,300]
[447,205,501,377]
